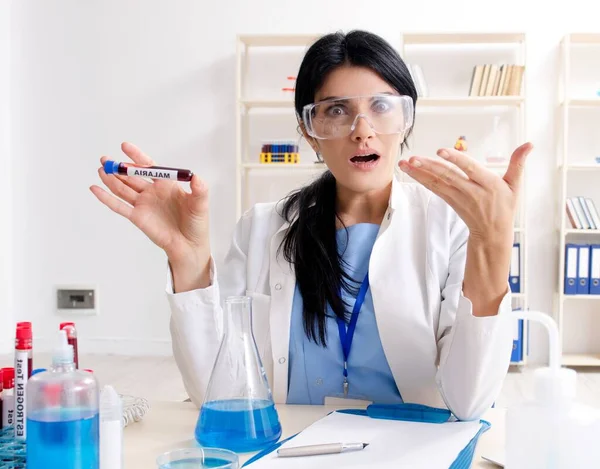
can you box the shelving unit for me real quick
[555,33,600,367]
[235,32,529,363]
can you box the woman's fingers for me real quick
[436,148,494,187]
[89,185,133,219]
[399,158,462,203]
[121,142,156,165]
[100,155,152,193]
[98,167,139,206]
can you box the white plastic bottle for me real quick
[100,385,123,469]
[505,311,600,468]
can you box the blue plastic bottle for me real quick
[26,330,99,469]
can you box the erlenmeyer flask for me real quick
[195,296,282,453]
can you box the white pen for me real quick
[277,442,369,458]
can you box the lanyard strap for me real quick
[336,273,369,397]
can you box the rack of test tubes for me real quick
[0,426,25,469]
[259,141,300,164]
[0,322,81,468]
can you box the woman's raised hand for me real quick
[90,142,212,290]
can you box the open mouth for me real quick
[350,154,380,163]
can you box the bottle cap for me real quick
[103,160,120,175]
[100,385,123,422]
[52,330,74,365]
[16,326,32,340]
[1,367,14,389]
[60,322,77,338]
[17,322,32,329]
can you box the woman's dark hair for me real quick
[279,30,418,346]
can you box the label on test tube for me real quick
[2,393,13,427]
[126,167,178,180]
[14,351,28,439]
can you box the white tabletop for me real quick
[124,401,504,468]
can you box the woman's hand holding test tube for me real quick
[90,142,212,292]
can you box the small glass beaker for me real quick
[195,296,282,453]
[156,447,239,469]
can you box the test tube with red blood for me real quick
[14,325,32,440]
[60,322,79,369]
[103,160,193,182]
[15,325,33,379]
[0,369,3,430]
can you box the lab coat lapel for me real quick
[370,178,444,407]
[268,219,295,404]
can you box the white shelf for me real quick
[563,98,600,107]
[241,99,294,109]
[418,96,523,107]
[562,294,600,301]
[562,354,600,367]
[402,33,525,45]
[566,33,600,45]
[242,163,325,170]
[564,164,600,171]
[241,96,524,110]
[556,34,600,369]
[564,229,600,234]
[238,34,319,47]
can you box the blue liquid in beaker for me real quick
[158,457,235,468]
[195,399,282,453]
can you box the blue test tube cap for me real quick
[103,160,120,175]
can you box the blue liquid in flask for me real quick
[195,399,282,453]
[26,409,99,469]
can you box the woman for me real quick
[91,30,532,421]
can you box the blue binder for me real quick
[509,243,520,293]
[242,403,491,468]
[577,244,590,295]
[564,243,579,295]
[511,317,524,363]
[591,244,600,296]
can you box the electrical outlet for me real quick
[56,285,98,316]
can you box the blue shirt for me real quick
[286,223,403,405]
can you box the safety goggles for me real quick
[301,94,414,140]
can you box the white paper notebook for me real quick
[246,411,484,468]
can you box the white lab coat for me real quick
[166,176,514,421]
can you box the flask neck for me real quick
[225,296,254,337]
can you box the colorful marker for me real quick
[103,160,193,182]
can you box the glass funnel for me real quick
[195,296,282,453]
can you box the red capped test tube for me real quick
[60,322,79,369]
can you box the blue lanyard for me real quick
[336,272,369,397]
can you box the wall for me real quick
[0,0,13,354]
[7,0,599,361]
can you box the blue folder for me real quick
[242,402,491,468]
[564,243,579,295]
[577,244,591,295]
[591,244,600,295]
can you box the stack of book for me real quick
[566,196,600,229]
[468,64,524,97]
